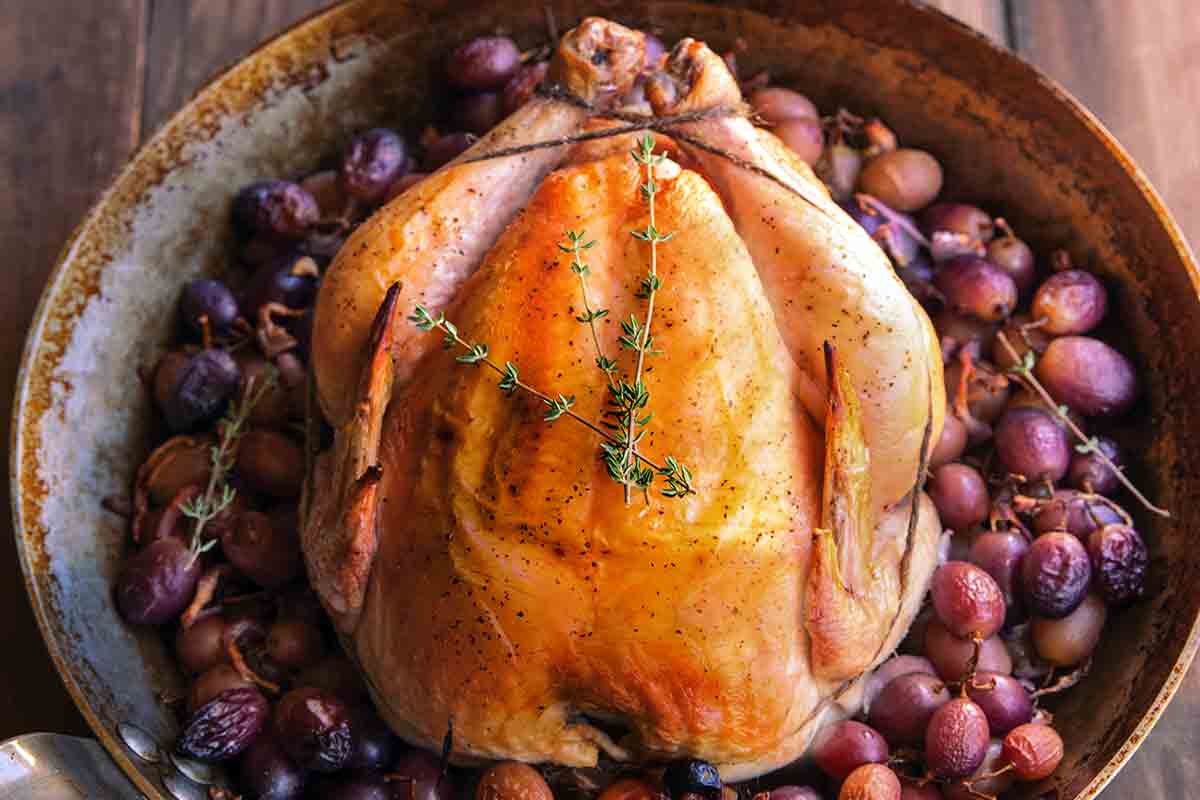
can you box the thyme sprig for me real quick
[180,371,278,562]
[997,331,1169,518]
[559,231,616,386]
[611,134,676,502]
[408,304,694,498]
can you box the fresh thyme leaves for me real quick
[180,370,278,562]
[996,331,1169,518]
[406,135,696,502]
[560,230,615,386]
[408,304,689,492]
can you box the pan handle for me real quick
[0,733,143,798]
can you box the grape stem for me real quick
[995,331,1170,518]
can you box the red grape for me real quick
[863,655,937,712]
[341,128,409,202]
[931,561,1005,639]
[274,687,352,773]
[390,749,455,800]
[176,614,229,674]
[233,180,319,240]
[935,256,1017,322]
[476,762,554,800]
[1031,270,1107,335]
[116,538,201,625]
[1087,524,1148,606]
[928,410,968,469]
[1031,489,1124,538]
[921,203,994,242]
[838,763,900,800]
[812,720,889,780]
[868,672,950,747]
[239,733,306,800]
[969,530,1029,620]
[993,406,1070,481]
[750,88,819,124]
[1067,435,1124,495]
[965,672,1033,736]
[1021,532,1091,618]
[925,620,1012,681]
[858,149,943,211]
[1031,593,1107,666]
[927,465,990,532]
[1002,723,1063,781]
[924,699,990,779]
[447,36,520,90]
[986,234,1036,295]
[941,739,1014,800]
[1035,336,1138,417]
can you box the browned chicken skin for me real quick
[304,18,944,780]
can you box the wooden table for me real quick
[1,1,1195,796]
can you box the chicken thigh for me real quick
[303,18,944,781]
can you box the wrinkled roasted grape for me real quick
[838,763,900,800]
[1031,269,1108,335]
[858,148,943,211]
[921,203,994,242]
[274,687,352,772]
[929,410,968,469]
[453,92,504,135]
[158,349,241,433]
[116,538,201,625]
[775,118,824,165]
[176,614,228,674]
[476,761,554,800]
[341,128,409,202]
[812,720,889,780]
[390,749,455,800]
[236,430,304,498]
[965,672,1033,736]
[178,686,269,762]
[1067,435,1123,495]
[994,407,1070,482]
[863,654,937,712]
[925,620,1012,681]
[180,279,240,338]
[993,314,1051,371]
[931,561,1006,639]
[344,704,397,770]
[1031,489,1124,537]
[935,310,997,363]
[969,530,1029,619]
[927,465,990,532]
[934,256,1018,322]
[924,698,990,779]
[221,510,303,589]
[1031,593,1107,666]
[240,733,307,800]
[503,61,550,115]
[233,180,320,240]
[1002,723,1064,781]
[190,664,254,712]
[1021,532,1091,618]
[423,132,475,170]
[243,254,320,318]
[1087,524,1148,607]
[868,672,950,747]
[447,36,521,90]
[942,739,1014,800]
[1035,335,1138,417]
[987,231,1036,295]
[750,88,819,124]
[267,618,325,669]
[664,758,722,799]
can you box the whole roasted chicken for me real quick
[304,18,945,780]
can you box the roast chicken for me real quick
[303,18,945,780]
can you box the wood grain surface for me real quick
[0,2,1195,796]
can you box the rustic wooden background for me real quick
[1,0,1196,796]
